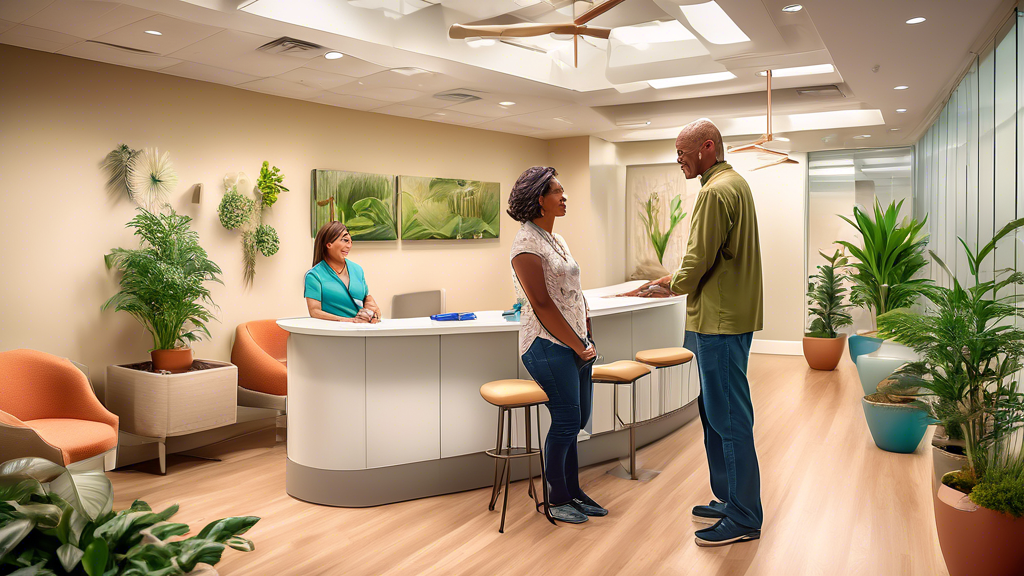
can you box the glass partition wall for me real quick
[806,147,913,334]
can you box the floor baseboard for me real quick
[751,339,803,356]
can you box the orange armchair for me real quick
[232,320,288,411]
[0,349,119,468]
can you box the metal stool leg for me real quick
[607,376,662,482]
[498,406,513,534]
[489,407,506,511]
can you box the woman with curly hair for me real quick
[508,166,606,524]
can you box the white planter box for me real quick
[105,361,238,439]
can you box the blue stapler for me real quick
[430,312,478,321]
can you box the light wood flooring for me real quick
[108,354,948,576]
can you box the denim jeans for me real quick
[521,337,593,506]
[684,330,763,530]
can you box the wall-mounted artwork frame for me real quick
[625,163,695,281]
[399,176,500,240]
[310,169,398,241]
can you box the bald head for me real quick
[677,118,724,162]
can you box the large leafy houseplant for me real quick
[103,208,222,368]
[877,218,1024,516]
[806,249,854,338]
[836,199,932,325]
[0,457,258,575]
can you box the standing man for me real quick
[629,118,763,547]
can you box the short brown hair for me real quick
[312,221,350,267]
[507,166,558,222]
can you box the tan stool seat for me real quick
[480,379,548,406]
[635,347,694,367]
[592,361,651,383]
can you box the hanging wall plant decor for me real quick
[102,143,139,200]
[219,163,287,286]
[128,148,178,211]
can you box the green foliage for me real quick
[638,192,686,264]
[256,161,288,209]
[241,230,257,288]
[805,249,854,338]
[254,224,279,257]
[217,187,255,230]
[102,144,138,201]
[103,208,222,351]
[877,217,1024,490]
[401,178,499,240]
[971,467,1024,518]
[836,199,932,321]
[312,171,397,240]
[0,458,258,575]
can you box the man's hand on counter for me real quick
[617,275,675,298]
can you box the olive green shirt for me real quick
[670,162,764,335]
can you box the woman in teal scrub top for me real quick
[305,222,381,323]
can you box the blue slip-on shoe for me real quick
[691,499,726,525]
[694,517,761,547]
[549,503,589,524]
[570,497,608,517]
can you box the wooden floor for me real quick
[109,354,948,576]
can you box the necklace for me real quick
[529,221,568,262]
[330,259,348,276]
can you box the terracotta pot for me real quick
[151,348,194,373]
[802,334,847,371]
[931,445,966,490]
[934,483,1024,576]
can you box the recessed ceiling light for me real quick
[499,101,516,106]
[612,20,696,45]
[906,17,926,24]
[757,64,834,78]
[391,67,430,76]
[145,30,162,36]
[648,71,736,89]
[466,37,496,47]
[679,1,750,45]
[896,108,907,113]
[890,128,900,131]
[782,4,803,12]
[433,112,446,116]
[894,85,909,90]
[325,51,343,60]
[616,120,651,128]
[853,134,872,139]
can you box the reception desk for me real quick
[278,281,699,507]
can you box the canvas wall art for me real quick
[399,176,500,240]
[310,169,397,241]
[625,163,696,281]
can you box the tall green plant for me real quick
[878,218,1024,508]
[638,192,686,265]
[103,208,222,351]
[836,199,932,322]
[0,457,258,575]
[806,249,854,338]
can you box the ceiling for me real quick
[0,0,1013,151]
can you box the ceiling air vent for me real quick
[256,37,328,59]
[84,41,160,55]
[795,85,845,98]
[433,89,486,104]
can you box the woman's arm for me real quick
[306,298,369,323]
[362,294,382,324]
[512,253,594,359]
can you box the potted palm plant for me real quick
[803,249,853,370]
[877,219,1024,576]
[104,208,223,372]
[836,200,931,390]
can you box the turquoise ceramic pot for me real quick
[856,355,910,395]
[861,397,930,453]
[848,334,883,365]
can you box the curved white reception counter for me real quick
[278,281,699,507]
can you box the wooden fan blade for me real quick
[575,0,630,25]
[449,22,610,39]
[751,155,799,171]
[729,142,787,157]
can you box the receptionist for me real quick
[305,222,381,323]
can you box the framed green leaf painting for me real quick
[310,169,398,240]
[399,176,500,240]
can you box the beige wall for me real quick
[1,45,590,396]
[613,139,808,343]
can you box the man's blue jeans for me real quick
[684,330,763,530]
[521,338,593,506]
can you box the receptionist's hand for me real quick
[355,308,375,323]
[365,303,381,323]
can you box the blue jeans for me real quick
[521,338,593,506]
[684,330,763,529]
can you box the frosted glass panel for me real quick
[979,45,996,283]
[994,18,1016,296]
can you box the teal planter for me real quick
[848,334,883,364]
[861,397,929,453]
[856,355,910,395]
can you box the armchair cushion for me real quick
[232,321,288,397]
[25,419,118,465]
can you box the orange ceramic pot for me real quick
[151,348,194,373]
[802,334,847,371]
[934,483,1024,576]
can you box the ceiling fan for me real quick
[726,69,798,170]
[448,0,628,67]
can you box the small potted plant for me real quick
[802,249,853,370]
[104,208,222,372]
[877,219,1024,575]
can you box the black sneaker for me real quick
[548,503,589,524]
[694,517,761,547]
[691,499,726,525]
[570,497,608,517]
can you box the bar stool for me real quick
[479,379,556,533]
[591,360,653,481]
